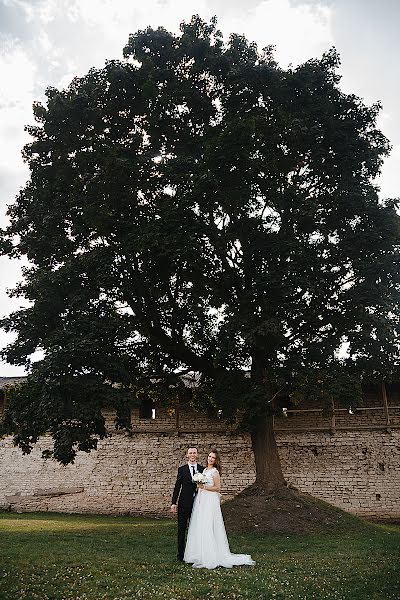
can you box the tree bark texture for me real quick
[250,414,285,492]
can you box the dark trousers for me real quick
[177,505,192,559]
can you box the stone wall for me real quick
[1,395,399,519]
[277,430,400,519]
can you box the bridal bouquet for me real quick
[192,472,208,485]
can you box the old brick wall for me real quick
[0,399,399,519]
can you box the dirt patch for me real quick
[222,485,365,534]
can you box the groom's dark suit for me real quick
[172,463,205,561]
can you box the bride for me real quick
[184,449,255,569]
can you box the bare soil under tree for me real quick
[221,485,366,534]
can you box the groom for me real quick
[170,446,204,561]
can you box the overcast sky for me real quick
[1,0,399,376]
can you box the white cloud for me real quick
[378,144,400,200]
[3,0,36,21]
[374,110,399,200]
[219,0,334,67]
[0,38,33,222]
[0,36,35,107]
[0,255,25,376]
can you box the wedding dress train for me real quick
[183,467,255,569]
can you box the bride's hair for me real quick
[207,448,222,475]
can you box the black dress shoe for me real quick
[177,555,184,562]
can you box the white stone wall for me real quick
[1,423,399,519]
[277,430,400,519]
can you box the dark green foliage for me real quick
[1,16,400,463]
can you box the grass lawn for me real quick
[0,512,399,600]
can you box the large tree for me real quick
[1,17,400,489]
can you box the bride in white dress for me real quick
[184,449,255,569]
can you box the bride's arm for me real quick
[204,470,221,493]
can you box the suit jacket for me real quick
[172,463,205,510]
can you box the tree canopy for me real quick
[1,16,399,467]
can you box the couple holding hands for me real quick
[170,446,255,570]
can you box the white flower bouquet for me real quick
[192,472,208,485]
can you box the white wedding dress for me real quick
[183,467,255,569]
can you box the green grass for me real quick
[1,512,399,600]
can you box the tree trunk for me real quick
[250,414,285,493]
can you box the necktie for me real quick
[191,465,196,477]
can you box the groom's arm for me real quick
[171,467,183,512]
